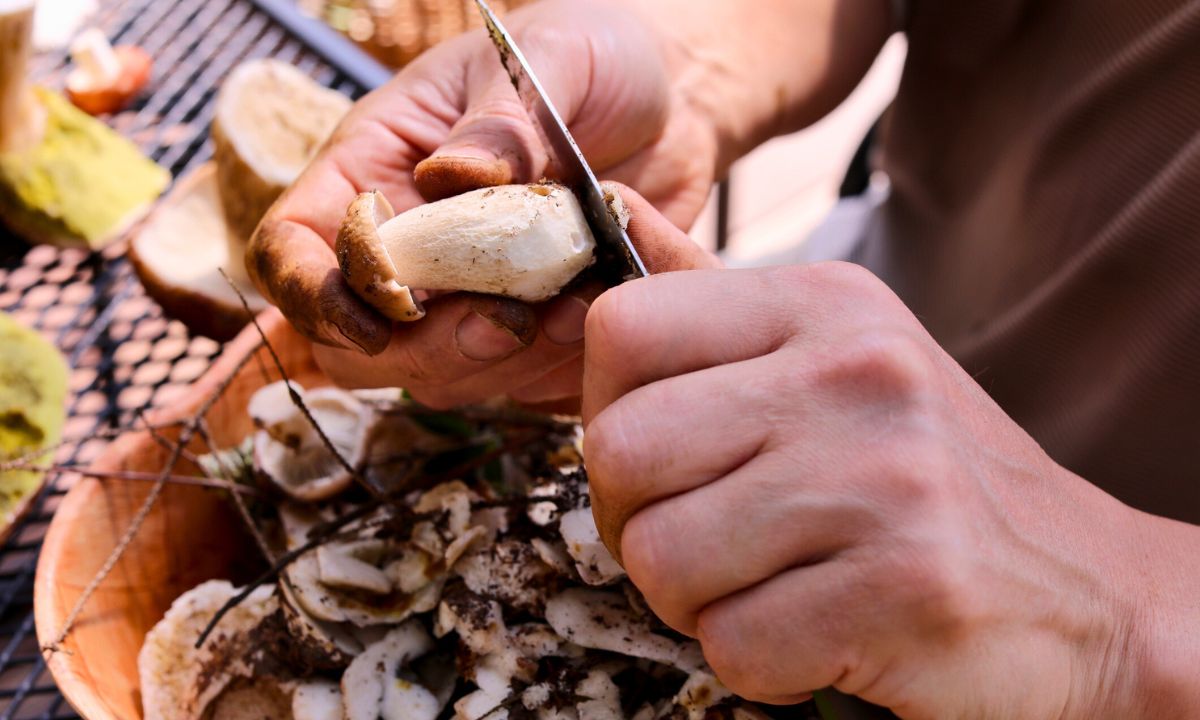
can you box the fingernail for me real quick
[542,295,590,345]
[456,311,527,361]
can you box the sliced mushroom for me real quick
[278,578,361,668]
[454,538,559,612]
[137,580,279,720]
[336,184,596,322]
[250,381,371,501]
[128,162,269,341]
[544,588,704,672]
[341,621,440,720]
[558,507,625,585]
[317,540,392,595]
[453,654,514,720]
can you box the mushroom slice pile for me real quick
[137,580,280,720]
[336,184,597,322]
[250,381,371,501]
[342,621,441,720]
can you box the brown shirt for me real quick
[860,0,1200,521]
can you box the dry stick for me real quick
[0,419,190,472]
[64,467,259,495]
[45,342,263,654]
[196,419,275,562]
[220,269,383,501]
[193,508,384,648]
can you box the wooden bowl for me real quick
[34,310,326,720]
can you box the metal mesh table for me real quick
[0,1,373,715]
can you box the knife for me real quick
[471,0,649,285]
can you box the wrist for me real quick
[613,0,893,172]
[1119,512,1200,717]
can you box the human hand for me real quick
[582,238,1168,717]
[246,0,719,409]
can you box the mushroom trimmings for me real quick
[139,381,775,720]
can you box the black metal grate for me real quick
[0,1,370,716]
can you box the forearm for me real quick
[615,0,894,172]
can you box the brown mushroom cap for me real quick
[335,190,426,322]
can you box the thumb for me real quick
[603,182,724,273]
[413,41,558,201]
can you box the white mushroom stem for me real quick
[0,0,44,153]
[337,184,599,322]
[69,27,121,86]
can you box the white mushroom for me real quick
[544,588,704,672]
[293,679,345,720]
[249,381,371,501]
[342,621,440,720]
[336,184,597,322]
[317,540,392,595]
[137,580,279,720]
[558,507,625,585]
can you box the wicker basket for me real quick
[305,0,537,67]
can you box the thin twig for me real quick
[220,269,382,501]
[45,341,263,654]
[72,467,259,495]
[197,419,274,562]
[0,420,189,472]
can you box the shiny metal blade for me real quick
[472,0,648,282]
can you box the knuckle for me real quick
[584,286,646,369]
[582,408,640,505]
[619,509,676,603]
[696,608,763,698]
[823,328,936,404]
[886,544,978,637]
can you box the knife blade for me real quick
[472,0,649,284]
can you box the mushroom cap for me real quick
[137,580,279,720]
[336,190,425,322]
[128,162,269,341]
[248,381,371,502]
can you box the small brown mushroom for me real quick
[64,28,151,115]
[336,183,597,322]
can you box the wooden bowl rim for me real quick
[33,310,294,720]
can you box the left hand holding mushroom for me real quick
[581,228,1200,716]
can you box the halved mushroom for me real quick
[336,183,596,322]
[132,59,349,339]
[65,28,151,115]
[129,162,270,341]
[341,621,441,720]
[137,580,280,720]
[211,58,351,254]
[249,381,371,501]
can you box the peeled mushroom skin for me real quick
[337,184,596,322]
